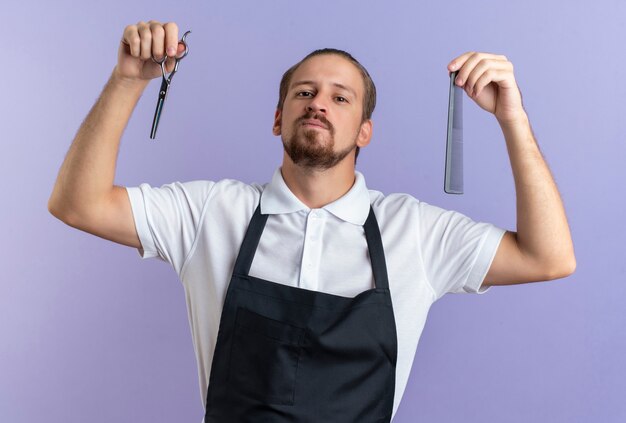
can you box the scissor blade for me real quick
[150,79,170,140]
[150,97,165,139]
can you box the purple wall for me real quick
[2,1,624,421]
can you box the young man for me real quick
[48,20,575,422]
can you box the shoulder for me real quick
[137,177,265,203]
[367,190,481,241]
[199,178,266,214]
[368,190,448,220]
[210,177,265,196]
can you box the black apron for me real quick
[204,202,398,422]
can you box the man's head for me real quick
[273,49,376,170]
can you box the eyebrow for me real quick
[291,80,358,99]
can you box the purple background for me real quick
[2,1,625,422]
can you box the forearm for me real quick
[499,114,576,274]
[48,68,149,219]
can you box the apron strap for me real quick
[233,201,390,290]
[363,206,390,290]
[232,203,268,277]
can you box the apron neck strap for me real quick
[363,206,390,290]
[232,203,269,277]
[233,201,390,290]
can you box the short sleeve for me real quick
[418,202,506,300]
[125,180,215,274]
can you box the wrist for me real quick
[497,110,530,130]
[110,67,150,92]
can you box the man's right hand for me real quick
[114,20,185,84]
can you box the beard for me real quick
[282,113,357,171]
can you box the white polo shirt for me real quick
[126,167,506,421]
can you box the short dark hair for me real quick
[277,48,376,164]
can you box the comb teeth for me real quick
[445,72,464,194]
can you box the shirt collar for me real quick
[261,167,371,226]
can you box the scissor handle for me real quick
[151,30,191,65]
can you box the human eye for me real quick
[296,91,313,97]
[335,96,348,103]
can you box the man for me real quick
[48,20,575,422]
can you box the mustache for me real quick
[296,112,333,133]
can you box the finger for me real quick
[149,21,165,61]
[137,21,152,60]
[471,68,509,98]
[122,25,140,57]
[451,52,507,86]
[455,53,484,88]
[448,51,505,71]
[163,22,179,57]
[465,58,510,96]
[448,51,475,72]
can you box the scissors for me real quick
[150,30,191,139]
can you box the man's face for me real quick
[273,54,372,170]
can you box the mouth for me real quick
[301,119,328,130]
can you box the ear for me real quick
[356,119,373,148]
[273,109,282,136]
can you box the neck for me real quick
[280,152,356,209]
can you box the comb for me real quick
[444,70,464,194]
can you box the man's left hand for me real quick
[448,52,525,124]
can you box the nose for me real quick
[306,98,327,114]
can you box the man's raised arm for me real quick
[447,51,576,285]
[48,20,183,248]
